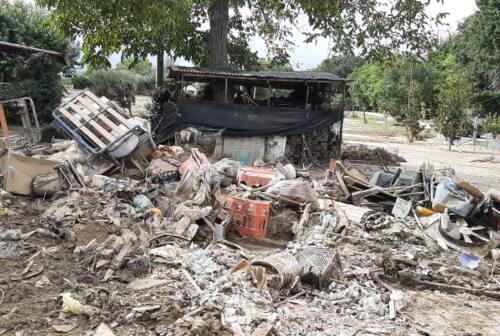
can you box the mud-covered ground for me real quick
[1,192,499,336]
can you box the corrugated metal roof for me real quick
[169,66,345,82]
[0,41,69,65]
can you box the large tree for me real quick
[38,0,446,79]
[435,54,473,150]
[441,0,500,115]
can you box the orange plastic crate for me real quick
[237,166,276,187]
[224,196,271,238]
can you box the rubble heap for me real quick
[0,92,499,335]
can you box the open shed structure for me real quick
[153,66,346,163]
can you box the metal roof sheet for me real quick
[0,41,69,65]
[169,66,345,82]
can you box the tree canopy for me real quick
[0,0,78,119]
[440,0,500,115]
[37,0,446,72]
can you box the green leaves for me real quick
[0,0,77,120]
[37,0,442,70]
[440,0,500,115]
[435,55,473,142]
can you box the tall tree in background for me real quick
[442,0,500,115]
[38,0,446,84]
[316,56,365,79]
[435,55,473,150]
[348,64,383,123]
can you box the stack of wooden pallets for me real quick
[53,90,140,155]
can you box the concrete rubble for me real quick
[0,96,499,335]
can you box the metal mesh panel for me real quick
[297,247,343,289]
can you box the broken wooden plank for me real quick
[85,90,134,128]
[59,108,106,149]
[335,170,351,198]
[67,102,115,142]
[75,97,125,135]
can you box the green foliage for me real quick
[348,63,383,111]
[257,58,294,72]
[117,57,154,76]
[440,0,500,115]
[73,57,156,95]
[37,0,443,69]
[316,56,365,79]
[483,114,500,138]
[72,74,92,90]
[346,56,435,140]
[0,0,77,121]
[88,70,138,111]
[435,56,473,149]
[116,57,156,94]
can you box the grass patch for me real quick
[344,115,407,137]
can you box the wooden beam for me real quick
[305,83,310,112]
[224,77,228,103]
[267,82,271,106]
[0,104,9,145]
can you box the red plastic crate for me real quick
[224,196,271,238]
[237,166,276,187]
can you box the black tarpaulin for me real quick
[153,99,344,143]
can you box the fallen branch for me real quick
[273,290,309,308]
[399,273,500,300]
[182,269,202,294]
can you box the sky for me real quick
[26,0,478,70]
[274,0,479,70]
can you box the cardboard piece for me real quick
[146,158,177,175]
[2,150,58,195]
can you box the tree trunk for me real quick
[156,50,164,87]
[448,137,453,151]
[209,0,229,70]
[208,0,230,102]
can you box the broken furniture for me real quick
[0,97,41,150]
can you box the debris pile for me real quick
[341,144,406,165]
[0,92,498,335]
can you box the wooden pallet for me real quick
[57,90,135,151]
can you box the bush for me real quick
[483,114,500,138]
[88,70,138,111]
[72,74,92,89]
[136,74,156,95]
[0,0,77,121]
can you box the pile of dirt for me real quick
[342,144,406,165]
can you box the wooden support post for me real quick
[224,77,228,103]
[267,82,271,106]
[0,104,9,145]
[253,87,256,99]
[180,74,184,97]
[305,83,310,112]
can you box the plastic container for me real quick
[237,166,276,187]
[416,206,434,217]
[224,196,271,238]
